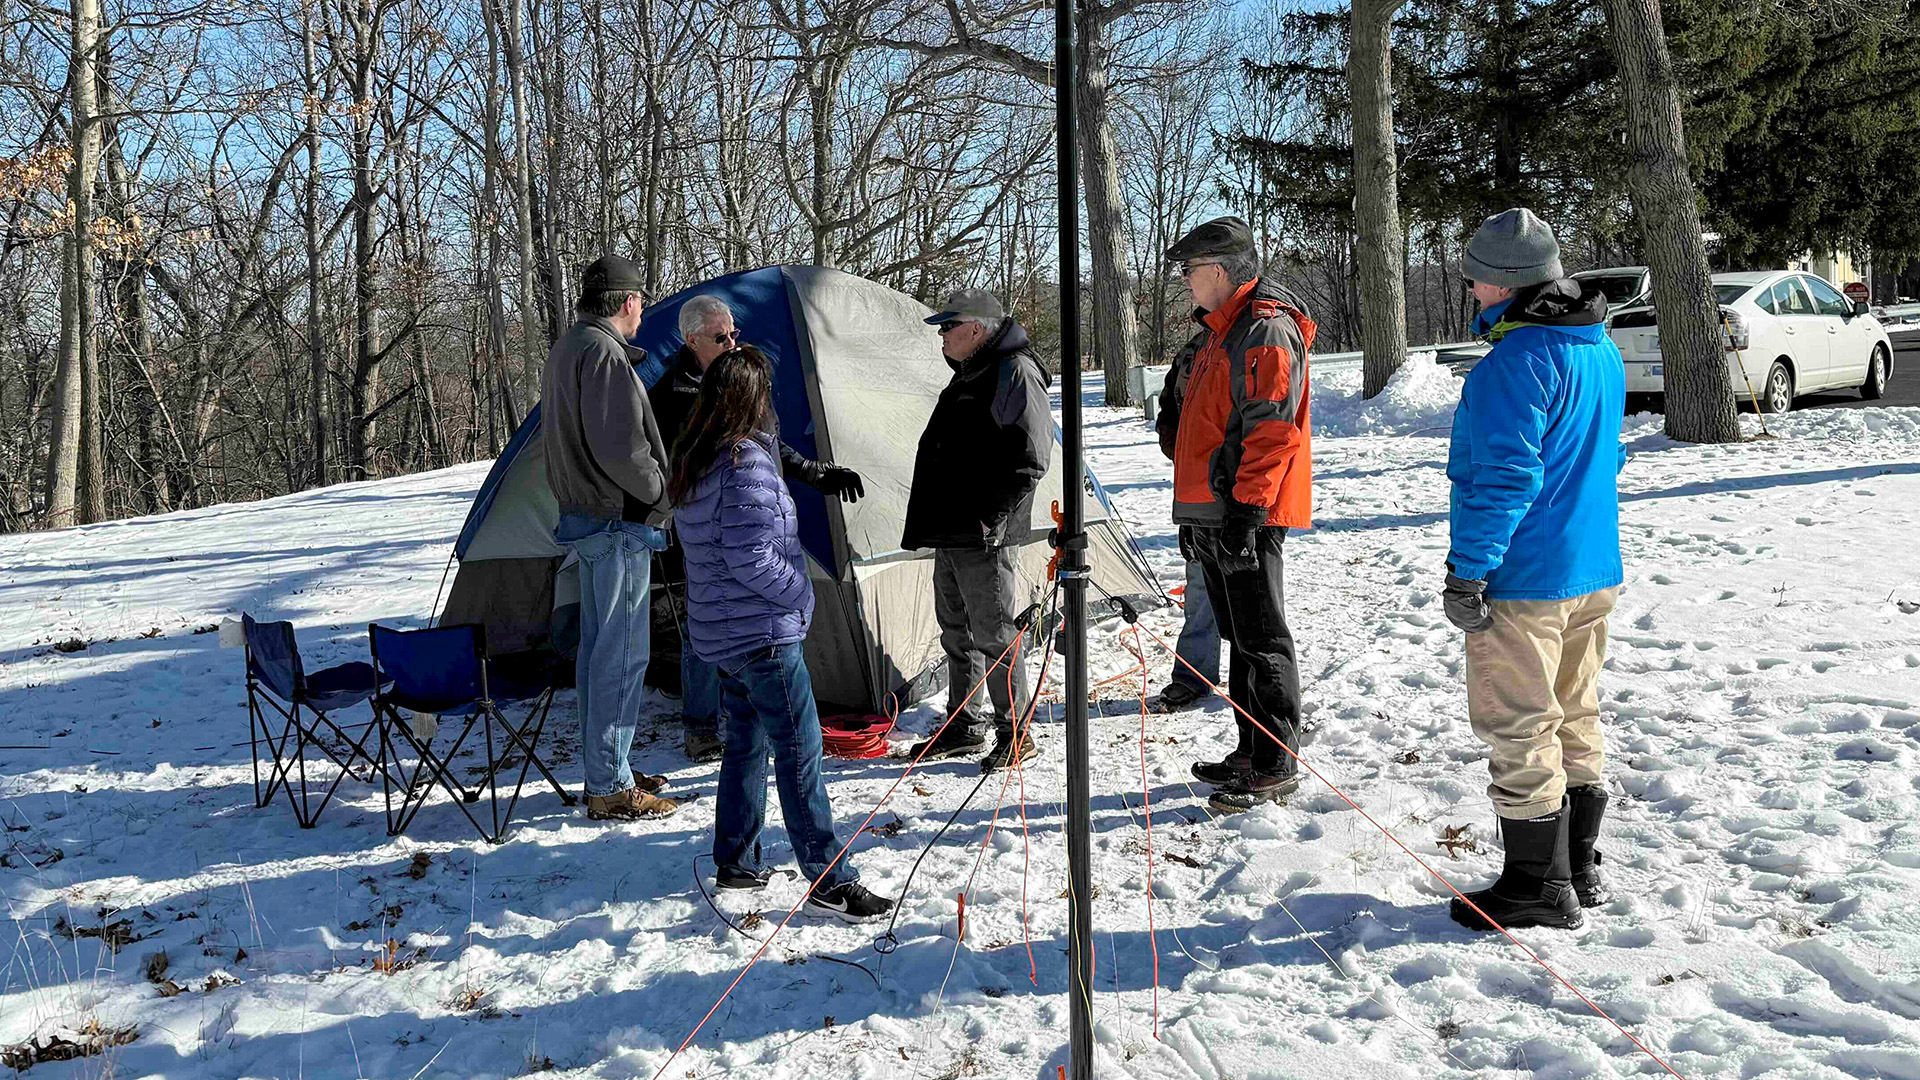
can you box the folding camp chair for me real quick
[368,623,576,843]
[243,615,389,828]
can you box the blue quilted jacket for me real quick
[677,433,814,663]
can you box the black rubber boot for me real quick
[1190,751,1251,787]
[1449,809,1584,931]
[1567,785,1610,908]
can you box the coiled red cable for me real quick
[820,712,896,759]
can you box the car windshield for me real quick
[1584,275,1643,304]
[1715,283,1757,304]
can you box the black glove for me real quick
[814,465,864,503]
[1177,525,1196,562]
[1217,500,1265,574]
[1219,522,1259,573]
[1443,572,1493,633]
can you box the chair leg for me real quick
[381,708,497,841]
[490,702,551,842]
[248,690,265,807]
[506,691,572,803]
[285,706,354,829]
[492,692,573,806]
[255,698,302,811]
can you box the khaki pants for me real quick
[1465,587,1618,820]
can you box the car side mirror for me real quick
[1853,299,1871,317]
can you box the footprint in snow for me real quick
[1837,738,1900,763]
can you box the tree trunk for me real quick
[1076,14,1140,405]
[45,0,103,527]
[808,67,839,269]
[304,0,327,488]
[480,0,521,433]
[498,0,544,388]
[530,0,568,340]
[1598,0,1739,443]
[1348,0,1410,399]
[345,0,382,480]
[99,69,170,514]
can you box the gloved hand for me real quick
[1443,572,1493,633]
[1219,521,1259,573]
[1177,524,1196,562]
[1218,500,1265,574]
[814,465,864,503]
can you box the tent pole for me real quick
[1055,0,1094,1076]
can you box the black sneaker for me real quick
[714,866,792,892]
[1145,682,1209,714]
[1190,752,1251,787]
[804,881,895,924]
[980,733,1039,774]
[910,726,991,761]
[1208,771,1300,813]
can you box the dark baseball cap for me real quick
[580,254,648,296]
[924,287,1005,325]
[1165,217,1254,263]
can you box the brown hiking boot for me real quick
[635,773,669,794]
[586,787,678,821]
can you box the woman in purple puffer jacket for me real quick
[668,346,894,924]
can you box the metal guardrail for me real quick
[1131,339,1487,400]
[1876,303,1920,329]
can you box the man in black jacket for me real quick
[651,293,864,762]
[903,288,1052,773]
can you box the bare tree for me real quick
[1598,0,1739,443]
[865,0,1192,405]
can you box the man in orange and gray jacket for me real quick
[1160,216,1316,813]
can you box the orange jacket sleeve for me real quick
[1231,320,1308,509]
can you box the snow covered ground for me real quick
[5,356,1920,1079]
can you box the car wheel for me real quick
[1862,344,1889,400]
[1758,361,1794,414]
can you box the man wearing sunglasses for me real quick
[1163,216,1317,814]
[651,293,866,762]
[903,288,1052,774]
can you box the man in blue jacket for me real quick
[1444,209,1624,932]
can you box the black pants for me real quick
[933,546,1029,740]
[1192,525,1300,776]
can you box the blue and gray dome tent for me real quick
[443,265,1162,715]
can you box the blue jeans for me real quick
[712,642,856,889]
[555,514,669,797]
[681,650,721,737]
[1172,558,1222,691]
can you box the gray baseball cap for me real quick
[925,287,1005,325]
[1463,208,1564,289]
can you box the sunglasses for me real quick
[937,321,964,335]
[1178,260,1223,278]
[709,329,740,345]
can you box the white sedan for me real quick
[1607,271,1895,413]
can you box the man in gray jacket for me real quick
[543,255,679,821]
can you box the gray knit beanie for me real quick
[1463,208,1563,289]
